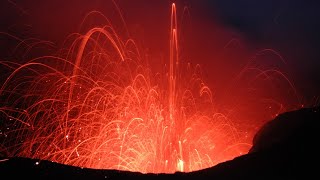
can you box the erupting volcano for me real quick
[0,2,303,174]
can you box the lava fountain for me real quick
[0,2,301,173]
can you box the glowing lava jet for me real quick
[0,3,301,173]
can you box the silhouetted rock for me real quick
[249,106,319,153]
[0,106,319,179]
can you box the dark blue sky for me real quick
[203,0,320,101]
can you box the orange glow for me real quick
[0,2,302,173]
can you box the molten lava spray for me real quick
[0,3,301,173]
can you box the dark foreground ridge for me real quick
[1,106,319,179]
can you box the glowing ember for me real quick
[0,3,301,173]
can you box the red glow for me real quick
[0,2,302,173]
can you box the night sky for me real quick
[1,0,319,104]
